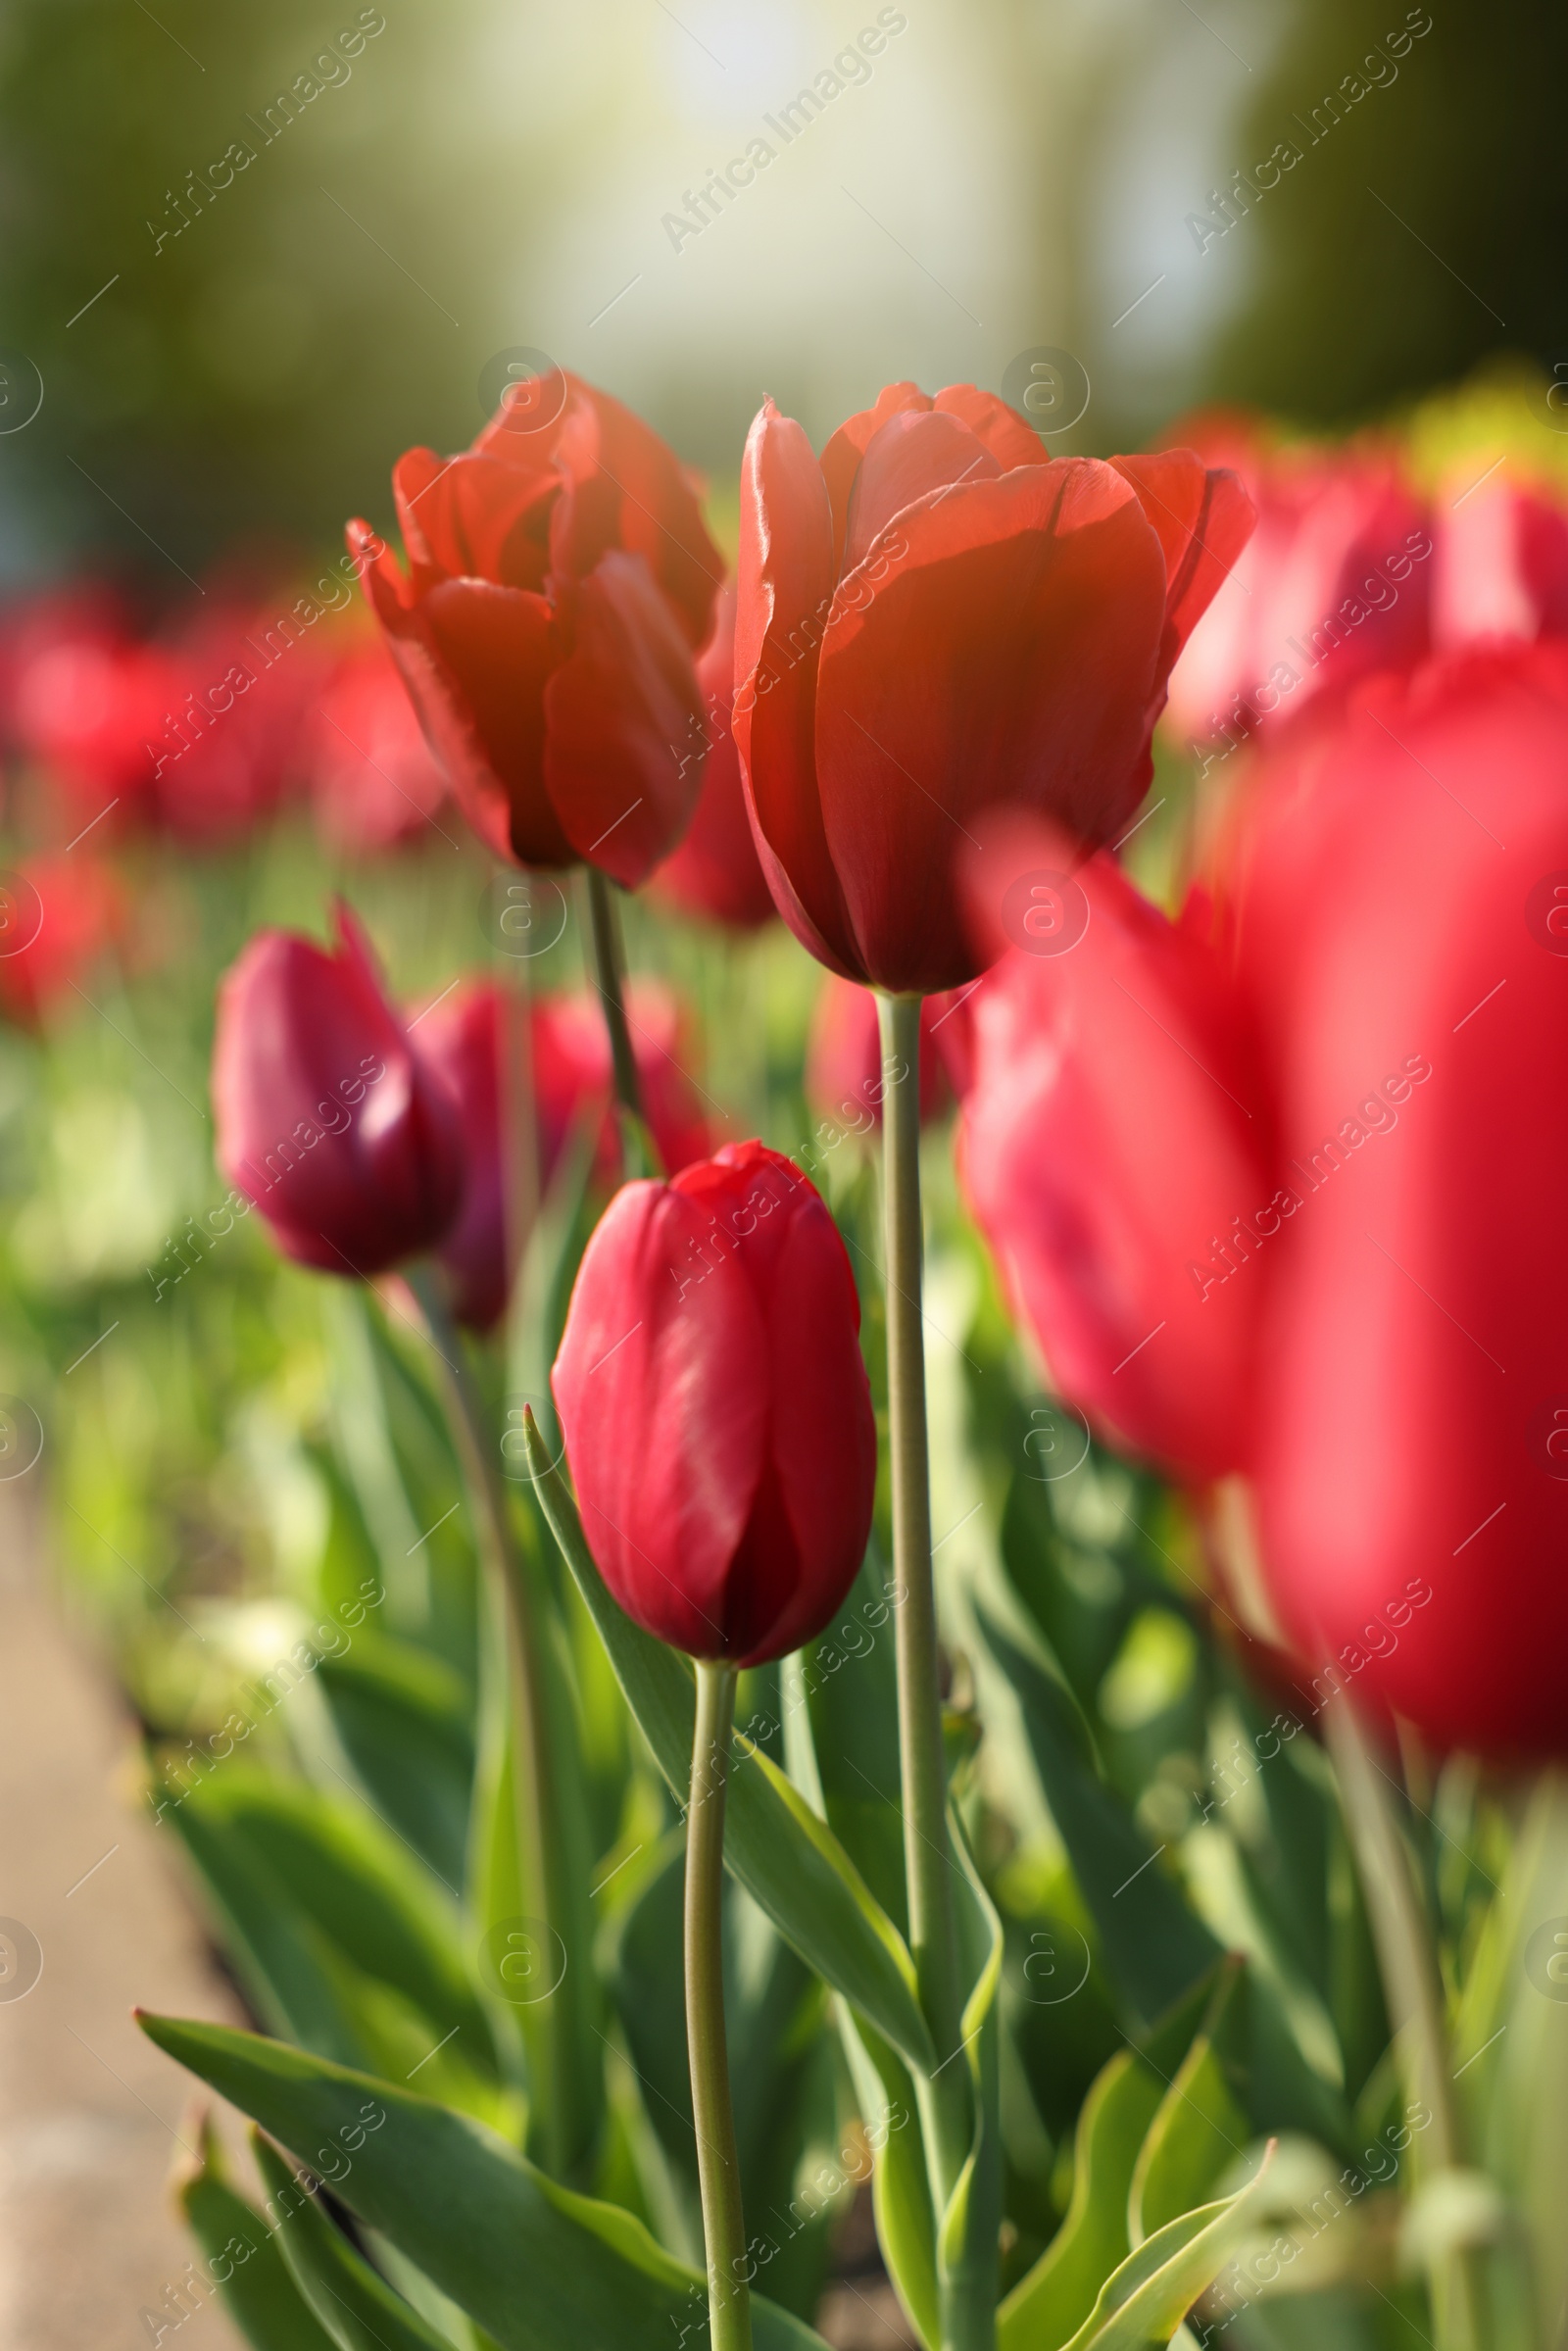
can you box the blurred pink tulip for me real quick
[307,639,450,853]
[1432,471,1568,649]
[1162,412,1434,764]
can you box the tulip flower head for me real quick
[734,380,1252,993]
[553,1141,876,1664]
[348,370,724,885]
[213,904,465,1278]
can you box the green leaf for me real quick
[998,2050,1165,2351]
[1061,2141,1277,2350]
[172,1767,494,2074]
[787,1548,907,1935]
[1128,1985,1250,2243]
[250,2129,455,2349]
[936,1813,1004,2342]
[316,1635,474,1889]
[525,1423,936,2078]
[138,2013,832,2351]
[839,2017,938,2351]
[175,2129,340,2351]
[978,1606,1222,2029]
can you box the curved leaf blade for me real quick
[138,2012,830,2351]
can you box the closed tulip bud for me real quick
[735,380,1251,992]
[213,904,465,1277]
[552,1141,875,1664]
[347,370,724,885]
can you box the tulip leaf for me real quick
[168,1767,495,2081]
[935,1820,1005,2346]
[524,1421,937,2076]
[998,2048,1166,2351]
[976,1604,1222,2027]
[176,2129,342,2351]
[1061,2142,1277,2351]
[839,2016,938,2348]
[1128,1981,1250,2245]
[314,1635,474,1889]
[250,2130,456,2349]
[138,2014,832,2351]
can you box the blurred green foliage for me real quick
[1208,0,1568,424]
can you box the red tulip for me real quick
[347,370,724,885]
[6,595,176,835]
[1432,471,1568,650]
[957,846,1269,1482]
[966,644,1568,1755]
[307,638,449,852]
[1226,644,1568,1758]
[805,972,974,1130]
[649,587,775,929]
[414,978,710,1329]
[214,904,465,1277]
[149,600,321,846]
[553,1140,875,1663]
[1161,412,1433,763]
[0,854,123,1028]
[733,380,1251,993]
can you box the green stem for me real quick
[405,1263,595,2181]
[686,1660,752,2351]
[496,964,540,1343]
[1324,1695,1485,2351]
[876,996,975,2217]
[583,865,644,1129]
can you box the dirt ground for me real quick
[0,1496,246,2351]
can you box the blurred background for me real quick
[0,0,1562,592]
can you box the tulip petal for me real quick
[404,578,567,866]
[819,381,930,572]
[552,1179,769,1657]
[814,459,1169,993]
[392,450,557,596]
[1112,450,1256,677]
[933,384,1048,472]
[842,412,1002,574]
[542,551,705,888]
[736,1189,877,1662]
[735,402,866,979]
[960,853,1267,1481]
[548,381,724,651]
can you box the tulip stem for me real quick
[1325,1695,1485,2351]
[876,996,976,2255]
[583,866,645,1131]
[404,1262,596,2185]
[686,1658,751,2351]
